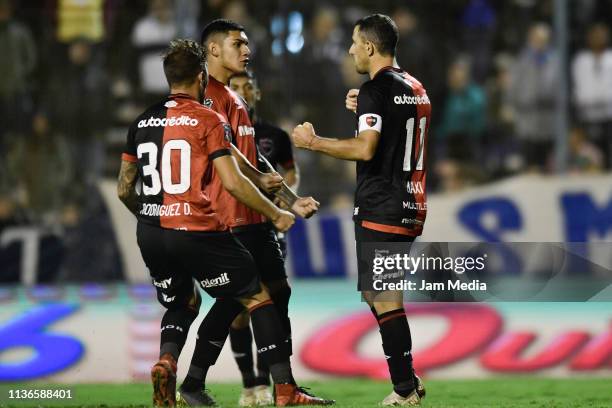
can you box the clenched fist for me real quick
[291,196,320,219]
[271,209,295,232]
[292,122,317,150]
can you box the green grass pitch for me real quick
[1,378,611,407]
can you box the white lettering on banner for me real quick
[200,273,230,288]
[137,115,198,128]
[0,227,42,286]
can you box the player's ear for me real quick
[208,41,220,58]
[366,41,375,57]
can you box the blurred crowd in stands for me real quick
[1,0,612,281]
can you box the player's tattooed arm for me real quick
[292,122,380,161]
[117,160,139,215]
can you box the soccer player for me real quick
[176,19,331,407]
[117,39,327,407]
[228,69,300,404]
[292,14,430,406]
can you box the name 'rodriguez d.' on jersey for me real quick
[121,93,233,232]
[353,66,432,236]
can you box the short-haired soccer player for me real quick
[174,20,331,406]
[292,14,430,406]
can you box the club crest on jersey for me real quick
[223,123,233,142]
[366,116,378,127]
[203,98,213,108]
[258,138,274,156]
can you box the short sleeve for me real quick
[121,122,138,162]
[207,121,233,161]
[357,82,386,133]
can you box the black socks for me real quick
[376,308,415,397]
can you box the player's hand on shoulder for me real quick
[292,196,320,219]
[345,89,359,113]
[259,172,283,194]
[292,122,316,150]
[272,209,295,232]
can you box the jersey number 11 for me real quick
[402,117,427,172]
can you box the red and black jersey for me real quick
[122,93,232,232]
[204,75,266,228]
[353,66,431,236]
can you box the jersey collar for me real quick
[169,93,196,100]
[373,65,403,78]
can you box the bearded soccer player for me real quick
[292,14,430,406]
[116,39,314,407]
[175,19,330,407]
[228,69,300,404]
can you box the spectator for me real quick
[510,22,559,172]
[459,0,496,82]
[572,23,612,168]
[43,38,111,209]
[392,6,438,91]
[485,54,521,175]
[568,126,604,173]
[131,0,177,105]
[297,5,346,136]
[7,114,70,222]
[437,57,487,162]
[0,0,36,172]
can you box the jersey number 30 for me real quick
[137,140,191,195]
[402,117,427,172]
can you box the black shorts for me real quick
[233,222,287,283]
[355,222,415,290]
[137,222,260,309]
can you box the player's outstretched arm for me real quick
[213,154,295,232]
[117,160,139,215]
[292,122,380,161]
[230,144,283,194]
